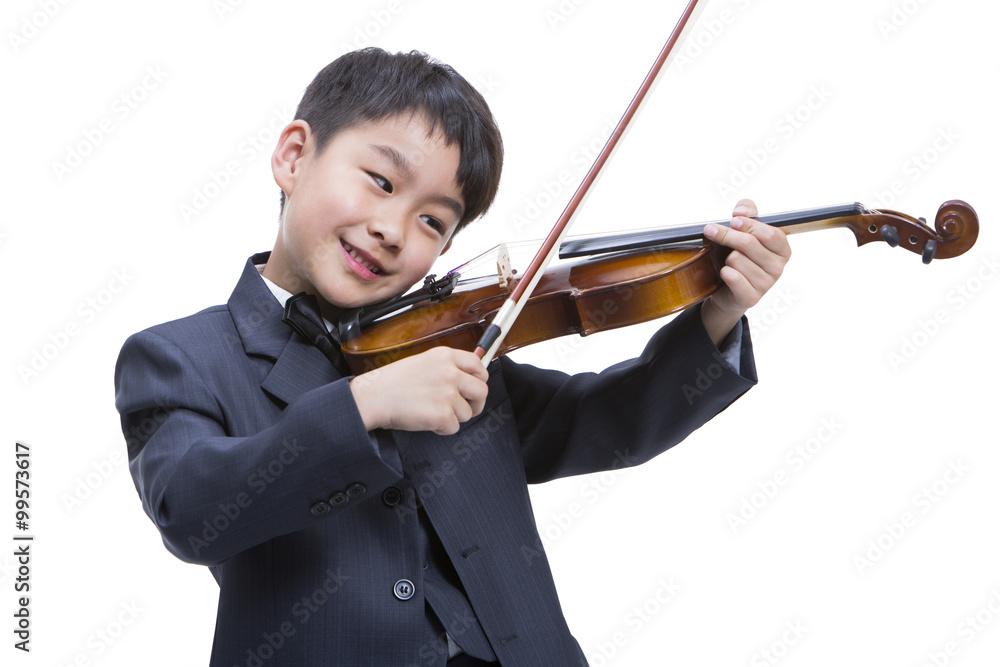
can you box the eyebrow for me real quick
[369,144,415,180]
[368,143,465,222]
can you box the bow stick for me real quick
[474,0,708,364]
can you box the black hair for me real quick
[280,48,503,230]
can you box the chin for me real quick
[321,287,389,312]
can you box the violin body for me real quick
[342,242,728,373]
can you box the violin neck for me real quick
[559,203,869,258]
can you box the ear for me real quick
[272,120,312,199]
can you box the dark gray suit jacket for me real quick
[115,252,756,666]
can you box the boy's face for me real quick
[265,114,464,319]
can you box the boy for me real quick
[115,48,789,666]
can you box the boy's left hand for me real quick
[700,198,792,346]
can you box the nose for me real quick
[369,212,405,250]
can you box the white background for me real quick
[3,0,999,665]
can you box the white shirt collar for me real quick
[255,263,295,306]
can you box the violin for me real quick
[339,200,978,374]
[338,0,979,374]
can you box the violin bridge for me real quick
[497,242,513,289]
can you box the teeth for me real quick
[345,243,381,274]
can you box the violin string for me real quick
[445,240,542,284]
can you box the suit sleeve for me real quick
[502,306,757,483]
[115,329,400,567]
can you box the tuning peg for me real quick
[880,224,900,247]
[922,239,937,264]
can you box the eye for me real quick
[421,215,445,234]
[368,172,393,193]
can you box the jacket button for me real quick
[346,482,367,498]
[382,486,402,507]
[309,501,331,516]
[393,579,415,600]
[329,492,349,507]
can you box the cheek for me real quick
[298,170,368,226]
[288,193,367,262]
[321,186,368,223]
[306,242,344,277]
[402,240,446,282]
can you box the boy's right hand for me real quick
[349,347,490,435]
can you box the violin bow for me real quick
[474,0,708,364]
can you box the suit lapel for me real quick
[261,336,342,407]
[228,252,343,408]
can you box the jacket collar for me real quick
[227,252,342,407]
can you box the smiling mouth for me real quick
[341,241,384,279]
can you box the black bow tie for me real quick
[281,292,350,375]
